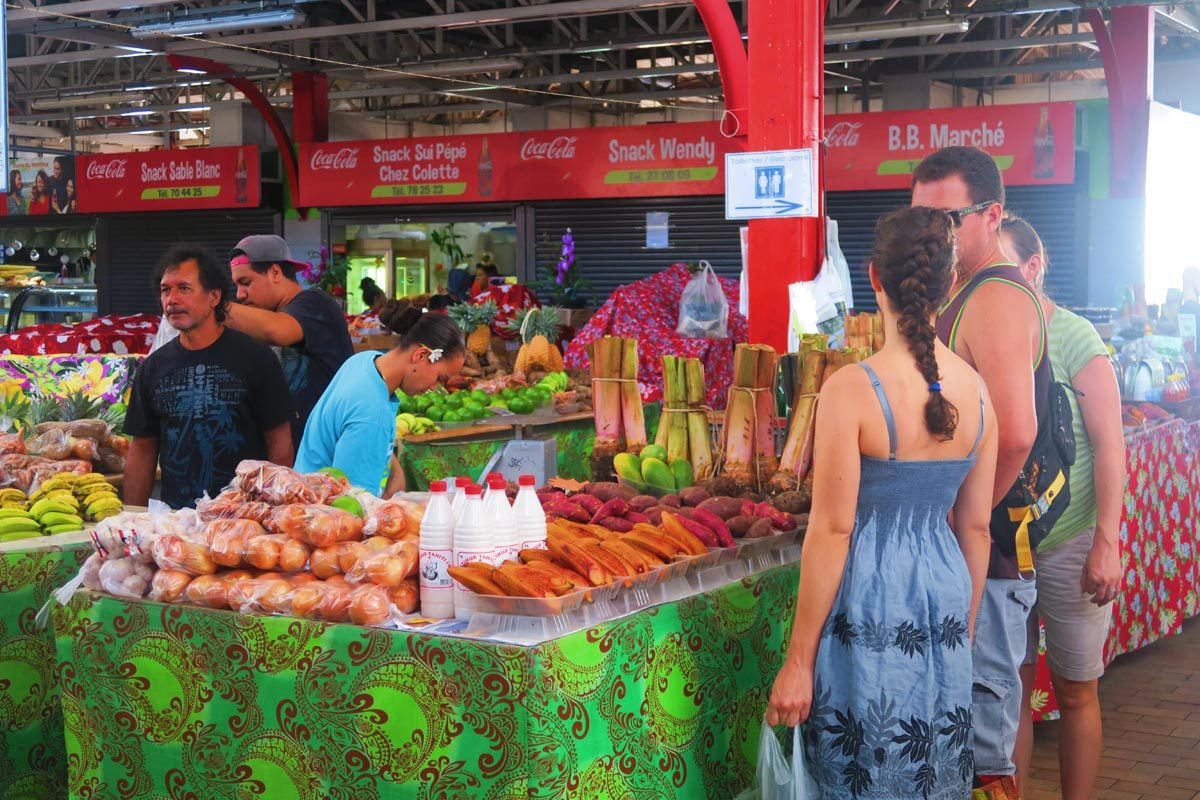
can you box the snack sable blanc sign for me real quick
[297,102,1075,207]
[76,146,260,213]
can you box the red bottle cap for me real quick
[488,476,507,489]
[519,475,536,487]
[486,471,503,482]
[465,484,483,496]
[429,480,447,492]
[455,476,472,488]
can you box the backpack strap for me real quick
[1006,469,1067,581]
[946,276,1047,368]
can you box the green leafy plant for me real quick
[431,224,473,269]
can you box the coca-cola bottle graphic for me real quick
[234,150,248,204]
[478,137,493,197]
[1033,107,1055,179]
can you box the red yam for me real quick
[628,495,659,512]
[678,486,712,507]
[755,502,797,530]
[589,499,630,525]
[696,497,747,522]
[598,516,635,532]
[659,494,681,508]
[544,497,592,523]
[583,482,637,503]
[573,493,604,515]
[746,518,775,539]
[690,507,734,547]
[727,515,758,538]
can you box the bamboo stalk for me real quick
[720,344,759,486]
[619,337,647,451]
[591,336,624,453]
[775,348,827,483]
[685,358,714,480]
[666,356,689,462]
[753,345,780,481]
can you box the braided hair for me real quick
[873,207,959,441]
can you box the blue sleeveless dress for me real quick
[803,363,982,800]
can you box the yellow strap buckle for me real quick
[1007,470,1067,582]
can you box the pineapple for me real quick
[449,300,499,356]
[58,390,104,422]
[508,306,564,374]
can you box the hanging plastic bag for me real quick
[735,724,815,800]
[677,261,730,339]
[825,218,854,311]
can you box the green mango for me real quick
[669,458,694,491]
[640,457,675,493]
[639,444,668,463]
[613,453,643,484]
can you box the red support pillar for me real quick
[745,0,824,351]
[292,71,330,145]
[1086,6,1154,198]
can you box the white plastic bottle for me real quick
[418,480,455,620]
[512,475,547,551]
[453,485,490,621]
[450,475,472,522]
[485,475,519,565]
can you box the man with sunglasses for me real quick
[913,146,1049,796]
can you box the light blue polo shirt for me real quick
[295,351,398,494]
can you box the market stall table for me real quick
[0,532,93,799]
[53,559,798,799]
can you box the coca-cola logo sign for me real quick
[520,135,578,161]
[310,147,360,171]
[86,159,127,180]
[825,121,862,148]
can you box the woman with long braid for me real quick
[767,207,998,798]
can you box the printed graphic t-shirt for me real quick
[125,328,293,509]
[278,289,354,444]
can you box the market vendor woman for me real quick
[295,299,465,495]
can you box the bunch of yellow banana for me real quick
[0,487,28,510]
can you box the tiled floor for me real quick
[1027,619,1200,799]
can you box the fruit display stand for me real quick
[53,551,799,799]
[0,530,93,800]
[1031,417,1200,721]
[397,407,660,490]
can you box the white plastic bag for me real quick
[149,316,180,354]
[677,261,730,339]
[736,724,815,800]
[825,218,854,310]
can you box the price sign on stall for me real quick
[724,149,817,220]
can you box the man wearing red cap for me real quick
[226,234,353,445]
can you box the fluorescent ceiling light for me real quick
[30,92,149,110]
[131,9,305,39]
[825,17,969,45]
[120,109,155,117]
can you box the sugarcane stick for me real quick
[620,338,647,450]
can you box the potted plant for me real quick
[532,228,593,329]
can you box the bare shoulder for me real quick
[960,280,1040,329]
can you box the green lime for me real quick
[319,467,349,480]
[490,398,508,410]
[471,390,489,404]
[426,406,445,422]
[500,388,516,400]
[445,394,464,409]
[331,496,364,518]
[414,394,433,411]
[508,398,534,415]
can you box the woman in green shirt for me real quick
[1003,215,1125,800]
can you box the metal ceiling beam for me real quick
[8,0,199,25]
[824,31,1097,63]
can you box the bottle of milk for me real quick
[484,475,519,565]
[450,475,471,522]
[418,480,455,619]
[453,485,490,621]
[512,475,547,551]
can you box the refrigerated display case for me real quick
[2,284,98,332]
[345,239,431,311]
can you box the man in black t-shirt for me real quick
[226,235,354,445]
[124,244,294,509]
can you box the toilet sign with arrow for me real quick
[724,148,816,220]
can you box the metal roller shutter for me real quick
[530,196,743,304]
[826,184,1085,311]
[98,209,280,316]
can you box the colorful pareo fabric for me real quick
[563,264,748,408]
[0,313,158,356]
[54,563,798,799]
[0,354,142,406]
[0,542,91,800]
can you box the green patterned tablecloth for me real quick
[0,539,91,800]
[54,562,798,799]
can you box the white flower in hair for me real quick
[427,348,444,363]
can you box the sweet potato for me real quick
[755,502,798,531]
[745,518,775,539]
[661,511,716,552]
[589,499,630,525]
[690,507,735,547]
[572,493,604,515]
[543,496,592,523]
[740,499,758,517]
[518,548,553,563]
[582,482,637,502]
[643,506,666,526]
[556,540,613,586]
[624,527,682,559]
[628,495,659,512]
[624,511,649,524]
[659,494,681,508]
[583,542,635,577]
[727,515,759,538]
[696,497,746,522]
[679,486,712,507]
[598,516,635,532]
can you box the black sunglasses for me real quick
[946,200,998,228]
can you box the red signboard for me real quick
[298,123,739,207]
[297,102,1075,207]
[824,102,1075,190]
[76,146,260,213]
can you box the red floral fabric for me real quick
[471,284,540,340]
[1033,419,1200,721]
[564,264,749,407]
[0,314,159,356]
